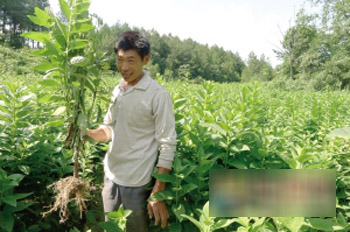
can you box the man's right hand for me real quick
[85,128,108,143]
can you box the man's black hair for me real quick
[114,31,150,60]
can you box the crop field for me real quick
[1,73,350,231]
[1,0,350,231]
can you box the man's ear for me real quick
[143,54,151,65]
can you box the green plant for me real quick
[22,0,108,223]
[0,168,33,232]
[99,205,132,232]
[180,201,235,232]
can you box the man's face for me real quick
[116,49,150,85]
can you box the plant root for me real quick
[42,176,92,223]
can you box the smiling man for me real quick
[86,31,177,231]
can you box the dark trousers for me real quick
[102,176,150,232]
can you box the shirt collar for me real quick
[119,70,151,92]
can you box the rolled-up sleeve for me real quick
[99,108,113,142]
[98,87,119,142]
[153,90,177,170]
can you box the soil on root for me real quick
[42,176,93,223]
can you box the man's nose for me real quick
[120,62,129,71]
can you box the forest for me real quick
[1,0,349,89]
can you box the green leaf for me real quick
[21,32,50,43]
[52,106,66,116]
[85,76,95,92]
[169,223,182,232]
[8,174,24,182]
[19,94,34,102]
[39,79,61,87]
[307,218,344,231]
[19,165,30,175]
[148,190,173,201]
[2,195,17,207]
[202,123,226,135]
[86,211,97,224]
[29,48,51,57]
[212,219,237,230]
[72,23,94,33]
[274,217,304,232]
[174,98,187,108]
[45,120,64,127]
[75,2,90,14]
[4,201,33,213]
[71,56,89,66]
[203,201,210,218]
[0,211,14,232]
[45,39,61,56]
[34,61,54,72]
[181,214,203,231]
[235,217,250,227]
[53,16,68,41]
[70,40,89,50]
[77,113,88,134]
[59,0,71,20]
[99,221,123,232]
[153,172,176,183]
[327,128,350,139]
[27,7,51,28]
[172,203,185,222]
[179,183,197,197]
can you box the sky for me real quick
[48,0,313,67]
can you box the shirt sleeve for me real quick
[99,107,113,142]
[98,86,119,142]
[153,89,177,170]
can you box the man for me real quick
[86,31,177,231]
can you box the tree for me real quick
[0,0,49,48]
[276,10,318,79]
[241,52,274,82]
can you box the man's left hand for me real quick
[147,200,169,229]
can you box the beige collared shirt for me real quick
[100,71,177,187]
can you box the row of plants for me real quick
[1,0,350,231]
[1,75,350,231]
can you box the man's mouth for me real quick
[122,73,132,79]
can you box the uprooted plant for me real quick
[22,0,109,223]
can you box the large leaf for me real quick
[21,32,50,43]
[274,217,304,232]
[171,203,185,222]
[99,221,123,232]
[307,218,344,231]
[212,219,237,231]
[0,211,14,232]
[59,0,71,20]
[29,48,53,57]
[34,61,54,72]
[4,201,33,214]
[70,40,89,50]
[39,79,61,87]
[181,214,203,232]
[71,56,89,66]
[27,7,51,28]
[52,106,66,116]
[148,190,173,201]
[72,23,94,33]
[153,172,176,183]
[178,183,197,197]
[77,113,88,134]
[75,2,90,14]
[1,193,32,207]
